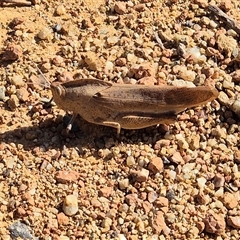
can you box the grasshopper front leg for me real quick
[66,113,78,133]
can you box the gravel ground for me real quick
[1,0,240,239]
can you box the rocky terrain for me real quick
[0,0,240,239]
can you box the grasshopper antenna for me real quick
[30,61,53,104]
[30,60,77,134]
[31,61,51,89]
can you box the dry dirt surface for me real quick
[1,0,240,239]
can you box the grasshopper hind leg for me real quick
[101,121,121,136]
[117,112,177,130]
[95,112,177,135]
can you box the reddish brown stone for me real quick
[55,170,79,183]
[132,169,149,182]
[142,201,152,213]
[170,152,184,165]
[222,192,238,209]
[227,216,240,229]
[2,43,22,61]
[151,211,167,234]
[231,70,240,83]
[204,212,226,234]
[134,3,145,12]
[16,88,29,102]
[22,191,35,206]
[195,191,209,205]
[57,71,74,82]
[91,198,101,208]
[138,76,157,85]
[125,194,139,206]
[155,197,169,208]
[129,63,155,79]
[114,2,127,14]
[196,221,205,233]
[98,186,113,198]
[15,207,26,217]
[148,157,164,174]
[57,212,69,225]
[115,57,126,66]
[213,173,225,188]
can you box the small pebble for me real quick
[52,55,65,66]
[170,152,184,164]
[57,212,69,225]
[10,75,25,87]
[204,212,226,234]
[101,217,112,232]
[213,173,225,188]
[16,88,29,102]
[217,34,238,56]
[0,86,6,101]
[38,27,53,40]
[118,234,127,240]
[222,80,234,90]
[55,4,66,15]
[126,156,135,166]
[148,191,158,203]
[6,158,15,169]
[118,178,129,190]
[217,91,229,105]
[197,177,207,188]
[231,70,240,83]
[230,100,240,117]
[105,61,114,73]
[115,58,127,66]
[222,192,238,209]
[234,150,240,164]
[8,94,19,110]
[59,236,70,240]
[2,44,22,61]
[84,52,105,71]
[178,68,196,82]
[106,36,119,46]
[227,216,240,229]
[9,221,34,240]
[114,2,127,14]
[134,168,149,182]
[147,157,163,174]
[62,195,79,216]
[56,170,79,183]
[57,71,74,82]
[171,80,195,87]
[138,76,157,85]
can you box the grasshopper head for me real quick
[50,83,67,109]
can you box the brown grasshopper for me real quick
[49,78,219,134]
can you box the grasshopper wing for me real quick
[92,84,218,114]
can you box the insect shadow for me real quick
[0,113,171,153]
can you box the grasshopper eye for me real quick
[51,84,65,97]
[56,86,63,96]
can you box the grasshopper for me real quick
[50,78,219,134]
